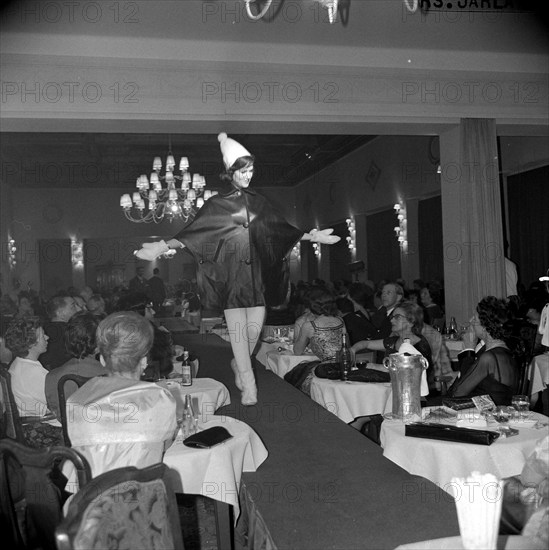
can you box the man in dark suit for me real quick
[128,266,150,296]
[370,282,404,339]
[148,268,166,316]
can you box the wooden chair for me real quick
[510,323,539,396]
[0,438,91,550]
[55,463,185,550]
[57,374,92,446]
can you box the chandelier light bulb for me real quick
[153,157,162,171]
[179,157,189,171]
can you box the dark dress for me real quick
[447,346,517,406]
[174,187,303,314]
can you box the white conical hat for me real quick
[218,132,251,169]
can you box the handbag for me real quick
[314,362,390,383]
[405,422,500,445]
[442,397,475,410]
[183,426,233,449]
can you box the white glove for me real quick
[309,228,341,245]
[134,240,170,261]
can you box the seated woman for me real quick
[420,286,445,332]
[5,317,63,446]
[446,296,518,406]
[284,287,345,395]
[351,300,434,388]
[6,317,51,418]
[67,311,177,477]
[44,311,106,420]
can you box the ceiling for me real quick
[0,132,378,188]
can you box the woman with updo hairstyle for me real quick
[66,311,177,477]
[285,287,346,395]
[447,296,518,405]
[292,287,345,361]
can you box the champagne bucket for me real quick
[383,353,428,422]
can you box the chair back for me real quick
[509,323,539,395]
[0,438,91,550]
[57,374,91,446]
[0,365,26,443]
[55,463,185,550]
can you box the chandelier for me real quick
[120,140,214,223]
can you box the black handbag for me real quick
[314,362,390,383]
[442,397,475,410]
[405,422,500,445]
[183,427,233,448]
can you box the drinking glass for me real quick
[511,395,530,419]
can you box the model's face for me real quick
[232,164,254,189]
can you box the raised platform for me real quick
[175,333,460,550]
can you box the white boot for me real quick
[238,369,257,406]
[230,359,243,391]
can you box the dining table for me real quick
[380,408,548,494]
[156,377,230,422]
[163,415,268,522]
[309,364,392,423]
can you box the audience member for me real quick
[446,296,517,405]
[44,311,106,420]
[336,296,378,344]
[67,311,177,477]
[14,291,35,319]
[39,295,79,370]
[5,317,51,418]
[420,285,445,331]
[86,293,107,319]
[128,265,150,295]
[352,300,434,387]
[148,267,167,315]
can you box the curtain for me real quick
[459,118,506,311]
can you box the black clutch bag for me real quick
[405,422,500,446]
[183,427,233,449]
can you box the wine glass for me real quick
[511,395,530,420]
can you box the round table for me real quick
[163,415,268,522]
[309,375,392,423]
[380,410,548,493]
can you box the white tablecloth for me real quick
[310,373,392,423]
[156,378,230,421]
[265,348,319,378]
[529,353,549,395]
[380,410,548,493]
[163,415,268,522]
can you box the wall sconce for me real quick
[312,242,321,259]
[346,217,356,257]
[71,239,84,268]
[8,238,17,269]
[393,201,408,252]
[292,243,301,262]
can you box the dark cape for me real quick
[174,187,303,314]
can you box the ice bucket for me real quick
[383,353,428,422]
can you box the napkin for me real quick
[451,472,503,550]
[397,341,429,396]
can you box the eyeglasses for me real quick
[391,313,408,321]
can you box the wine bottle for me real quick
[181,350,192,386]
[338,333,353,381]
[448,317,458,340]
[180,394,197,438]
